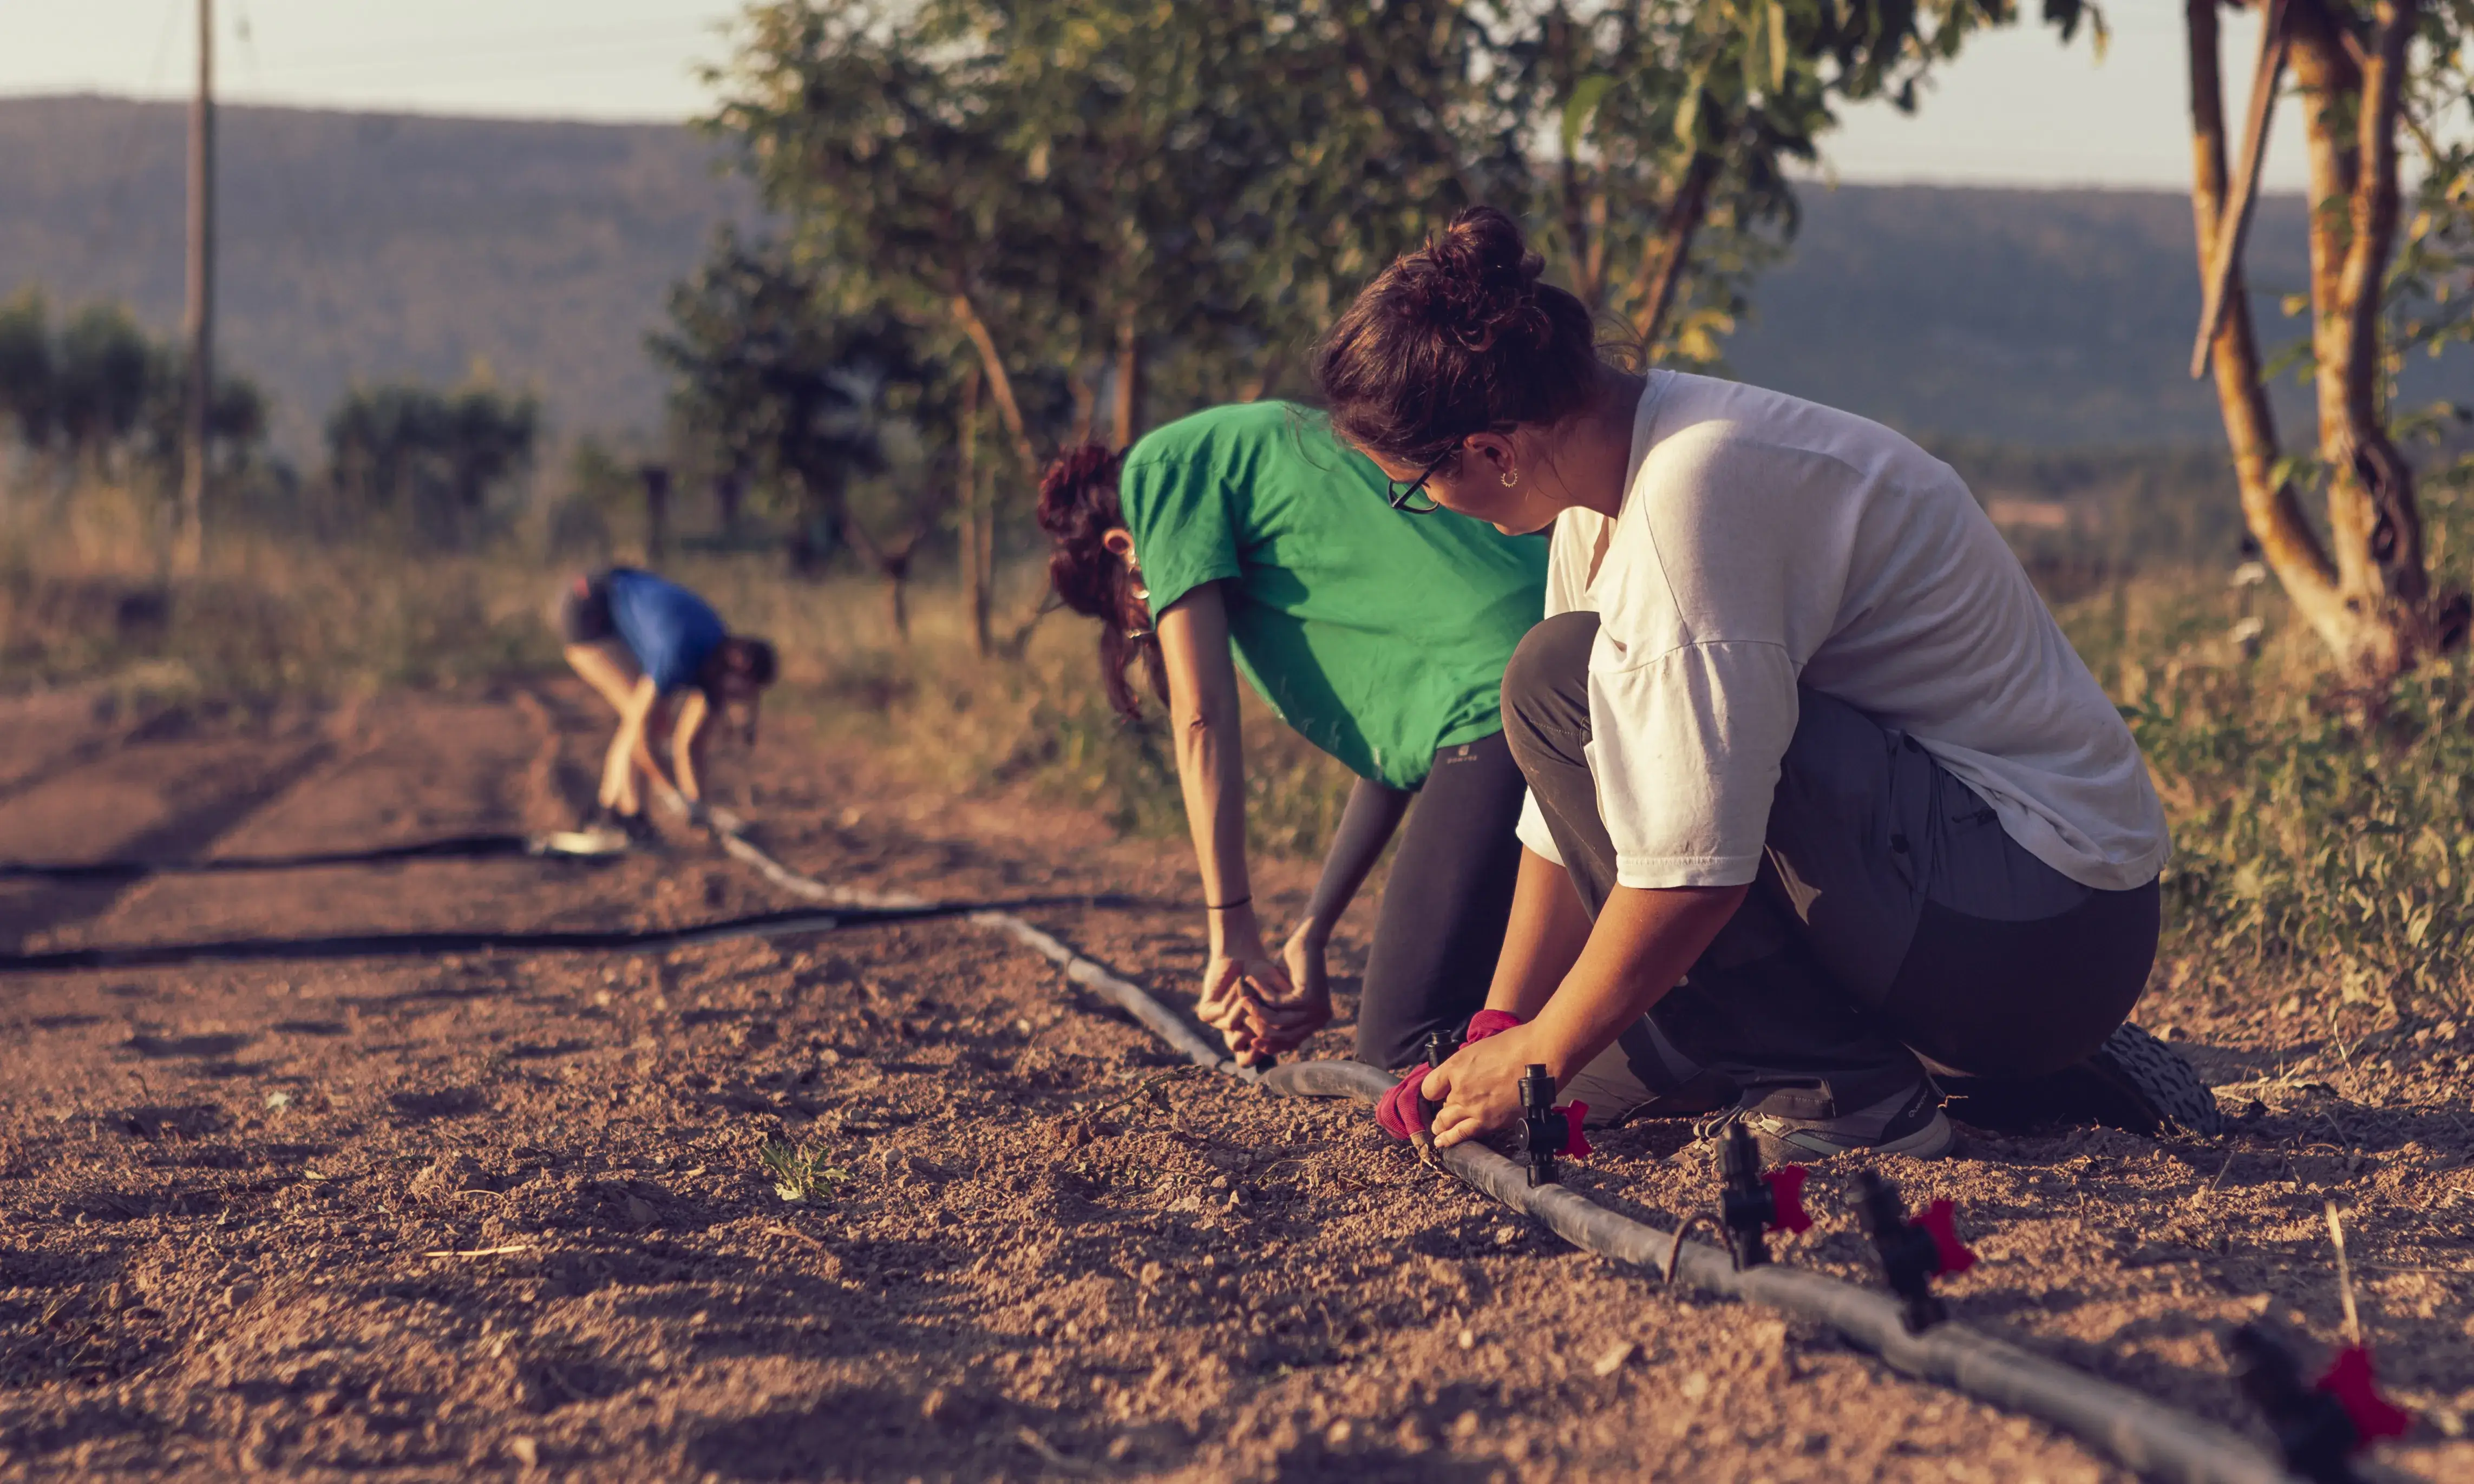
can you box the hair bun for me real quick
[1404,206,1549,353]
[1315,204,1602,462]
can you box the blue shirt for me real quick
[604,568,727,693]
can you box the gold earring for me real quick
[1500,467,1520,488]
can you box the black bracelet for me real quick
[1205,895,1252,912]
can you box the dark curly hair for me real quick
[700,635,777,692]
[1314,206,1603,468]
[1035,442,1168,721]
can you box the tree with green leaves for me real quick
[323,377,540,547]
[698,0,2105,651]
[707,0,1516,651]
[2183,0,2474,680]
[52,303,155,482]
[0,291,54,481]
[0,291,267,514]
[1523,1,2103,359]
[709,1,1528,444]
[650,229,957,634]
[137,346,266,495]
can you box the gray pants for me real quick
[1509,613,2158,1121]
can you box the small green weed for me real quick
[758,1138,851,1203]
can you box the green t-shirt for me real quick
[1120,401,1548,789]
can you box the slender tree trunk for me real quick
[1112,305,1142,448]
[948,288,1040,471]
[833,508,916,644]
[2184,0,2344,638]
[2186,0,2456,678]
[958,362,991,657]
[639,464,671,564]
[1628,141,1720,357]
[1066,369,1097,449]
[2325,0,2432,628]
[2188,0,2287,378]
[1547,5,1606,313]
[1235,350,1284,405]
[2287,0,2438,675]
[175,0,214,575]
[974,467,994,654]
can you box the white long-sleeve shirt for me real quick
[1514,371,2170,892]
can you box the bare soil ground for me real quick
[0,682,2468,1482]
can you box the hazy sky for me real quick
[1,0,2303,192]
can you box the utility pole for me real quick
[175,0,214,573]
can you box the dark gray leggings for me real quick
[1505,612,2158,1118]
[1353,732,1527,1069]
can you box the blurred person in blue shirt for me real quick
[557,567,776,833]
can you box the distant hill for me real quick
[0,96,754,456]
[0,94,2446,459]
[1726,183,2334,447]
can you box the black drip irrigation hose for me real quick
[0,831,618,883]
[1263,1062,2316,1484]
[689,817,2388,1484]
[0,896,1112,974]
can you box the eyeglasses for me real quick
[1386,449,1454,514]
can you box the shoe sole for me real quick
[1936,1022,2224,1139]
[2082,1022,2224,1137]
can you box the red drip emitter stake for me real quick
[2221,1323,2413,1484]
[1717,1121,1811,1269]
[1854,1170,1976,1334]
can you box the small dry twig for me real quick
[2325,1201,2363,1347]
[1014,1425,1095,1476]
[421,1244,535,1259]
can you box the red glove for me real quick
[1375,1010,1526,1140]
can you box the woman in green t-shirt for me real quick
[1036,402,1546,1069]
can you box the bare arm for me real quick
[670,688,711,803]
[1482,846,1596,1020]
[1157,585,1251,925]
[1275,777,1410,1033]
[1155,585,1320,1059]
[1426,880,1747,1147]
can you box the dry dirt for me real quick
[0,681,2468,1482]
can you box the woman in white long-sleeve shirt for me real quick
[1315,207,2174,1160]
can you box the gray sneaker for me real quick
[1698,1081,1955,1163]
